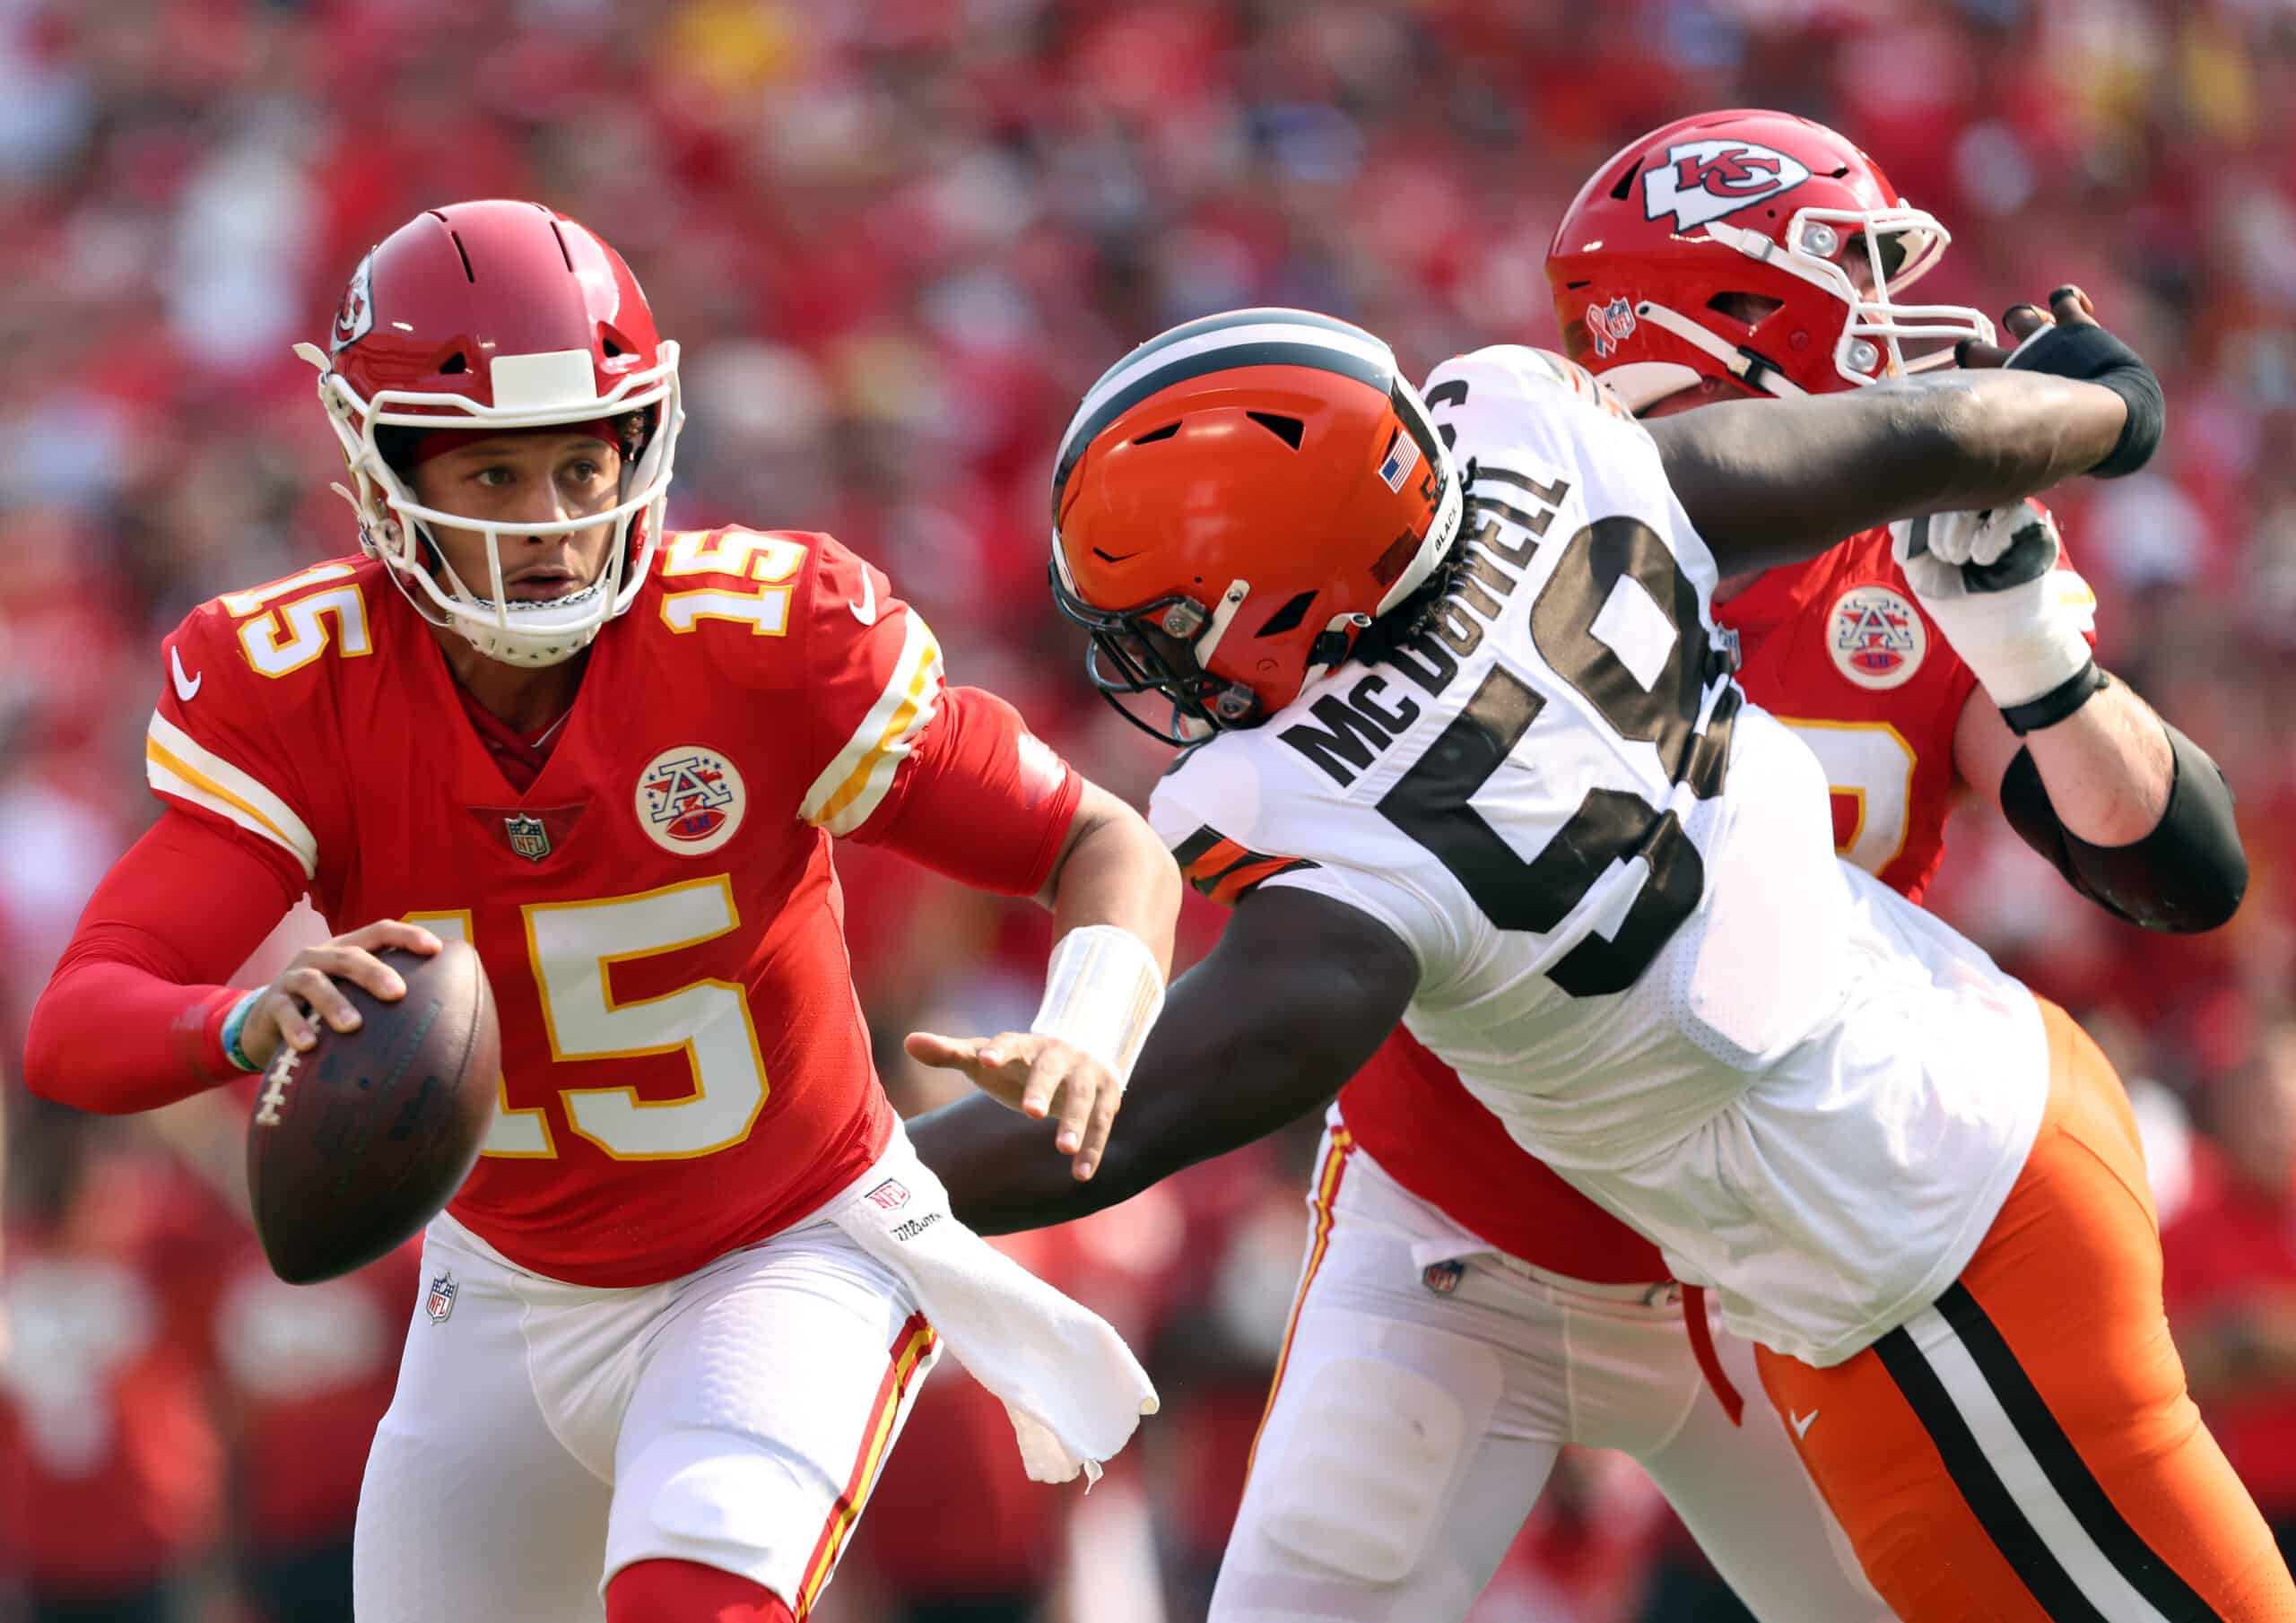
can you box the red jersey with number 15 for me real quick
[144,532,1081,1287]
[1327,524,2035,1281]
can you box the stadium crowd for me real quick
[4,0,2294,1619]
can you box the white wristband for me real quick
[1030,924,1167,1092]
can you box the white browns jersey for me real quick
[1147,345,2048,1367]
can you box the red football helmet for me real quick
[1051,308,1462,742]
[1545,110,1993,409]
[296,200,683,666]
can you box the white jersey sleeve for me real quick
[1147,719,1474,990]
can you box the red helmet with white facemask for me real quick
[1545,110,1994,410]
[296,200,683,667]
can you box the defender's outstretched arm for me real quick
[1649,367,2133,570]
[907,887,1416,1234]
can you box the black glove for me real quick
[2004,310,2163,479]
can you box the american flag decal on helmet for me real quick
[1378,430,1420,492]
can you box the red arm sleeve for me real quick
[850,685,1085,896]
[24,811,300,1114]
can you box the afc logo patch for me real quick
[1643,139,1813,231]
[636,745,747,856]
[1829,583,1926,690]
[425,1271,458,1324]
[865,1178,912,1211]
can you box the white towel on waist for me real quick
[821,1122,1158,1484]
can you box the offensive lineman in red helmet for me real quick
[24,201,1178,1623]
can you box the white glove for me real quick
[1888,505,2097,709]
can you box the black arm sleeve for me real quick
[1996,720,2247,934]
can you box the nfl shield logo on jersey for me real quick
[502,813,550,862]
[425,1271,458,1324]
[1828,584,1926,691]
[865,1178,912,1212]
[636,745,749,856]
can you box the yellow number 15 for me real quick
[412,876,770,1162]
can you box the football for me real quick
[246,940,500,1284]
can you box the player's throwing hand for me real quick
[905,1029,1122,1180]
[232,919,443,1070]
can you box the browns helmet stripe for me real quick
[1054,312,1401,505]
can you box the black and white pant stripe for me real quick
[1874,1283,2222,1623]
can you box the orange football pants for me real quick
[1758,1001,2296,1623]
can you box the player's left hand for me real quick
[903,1029,1121,1181]
[1890,502,2097,709]
[1956,283,2095,369]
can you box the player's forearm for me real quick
[1992,701,2246,933]
[2019,680,2173,847]
[24,812,299,1111]
[918,890,1413,1234]
[914,977,1344,1233]
[25,949,247,1113]
[1652,371,2128,571]
[1040,784,1180,978]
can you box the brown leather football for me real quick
[246,939,500,1284]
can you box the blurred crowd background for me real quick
[5,0,2296,1619]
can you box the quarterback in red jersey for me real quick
[25,201,1178,1623]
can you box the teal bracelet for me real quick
[220,990,264,1072]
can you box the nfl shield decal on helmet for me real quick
[1585,297,1638,358]
[503,813,551,862]
[1829,583,1926,690]
[636,745,747,855]
[425,1271,458,1324]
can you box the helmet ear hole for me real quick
[1706,292,1785,326]
[1256,590,1317,638]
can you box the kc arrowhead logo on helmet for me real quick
[330,254,375,353]
[1643,140,1813,230]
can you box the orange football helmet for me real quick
[1050,309,1463,742]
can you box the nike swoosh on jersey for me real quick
[849,568,877,626]
[1790,1408,1819,1438]
[170,647,203,702]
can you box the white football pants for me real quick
[1208,1113,1891,1623]
[352,1208,939,1622]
